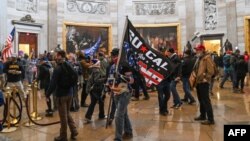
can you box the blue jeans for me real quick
[156,80,170,113]
[114,92,132,141]
[220,70,233,87]
[182,77,195,102]
[170,80,182,105]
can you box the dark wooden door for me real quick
[18,32,37,58]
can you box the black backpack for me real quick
[58,62,78,88]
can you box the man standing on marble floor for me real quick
[193,45,215,125]
[111,65,134,141]
[46,50,78,141]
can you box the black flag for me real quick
[118,19,173,87]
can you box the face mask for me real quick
[112,57,118,64]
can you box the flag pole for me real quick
[115,16,129,73]
[105,16,129,129]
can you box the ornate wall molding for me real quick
[20,14,36,23]
[133,0,176,15]
[16,0,38,13]
[204,0,217,30]
[66,0,109,15]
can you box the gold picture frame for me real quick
[134,23,181,53]
[62,22,112,54]
[244,16,250,52]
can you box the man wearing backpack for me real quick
[84,59,106,123]
[38,57,53,117]
[220,50,234,89]
[46,50,78,141]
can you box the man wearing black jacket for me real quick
[46,51,78,141]
[4,53,26,99]
[166,48,182,109]
[181,50,196,104]
[38,58,53,116]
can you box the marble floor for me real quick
[1,80,250,141]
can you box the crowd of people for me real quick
[0,43,250,141]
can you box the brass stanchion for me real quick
[1,87,17,133]
[24,85,35,127]
[10,87,18,125]
[30,81,42,121]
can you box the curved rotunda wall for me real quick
[0,0,250,54]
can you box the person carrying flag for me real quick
[111,65,134,141]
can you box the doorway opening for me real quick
[18,32,37,58]
[200,33,224,55]
[203,40,221,54]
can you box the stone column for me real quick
[117,0,129,47]
[185,0,196,45]
[194,0,204,46]
[226,0,238,48]
[48,0,58,51]
[0,0,7,47]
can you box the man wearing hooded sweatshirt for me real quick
[85,59,106,122]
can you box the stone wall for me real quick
[2,0,48,54]
[236,0,250,51]
[117,0,187,52]
[1,0,250,54]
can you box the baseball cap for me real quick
[195,44,206,51]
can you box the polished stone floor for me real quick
[0,80,250,141]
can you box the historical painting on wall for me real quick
[63,22,112,55]
[135,24,180,53]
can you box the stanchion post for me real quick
[31,81,35,118]
[31,81,42,121]
[24,85,34,127]
[10,87,18,125]
[1,87,17,133]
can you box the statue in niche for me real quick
[20,14,35,23]
[186,41,192,51]
[223,39,233,52]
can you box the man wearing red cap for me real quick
[193,44,215,125]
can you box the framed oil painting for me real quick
[63,22,112,55]
[135,23,181,53]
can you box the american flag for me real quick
[2,27,15,62]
